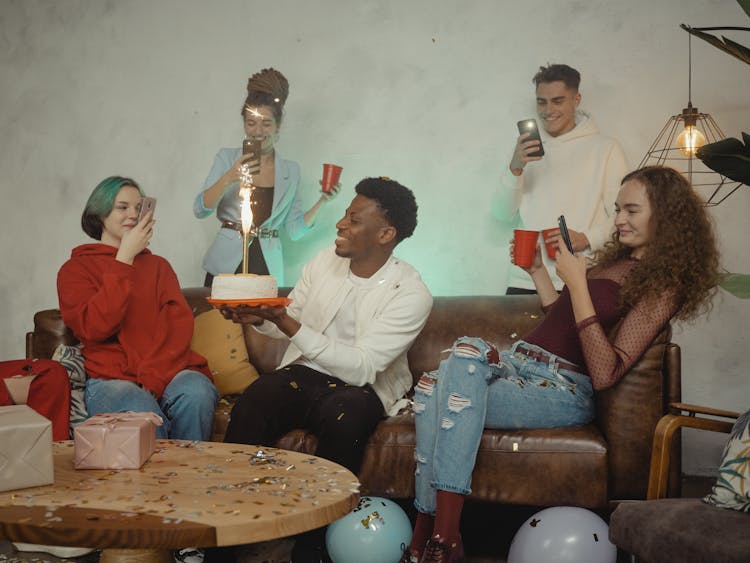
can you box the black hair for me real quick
[354,177,418,243]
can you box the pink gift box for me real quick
[74,412,163,469]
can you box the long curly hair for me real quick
[593,166,720,321]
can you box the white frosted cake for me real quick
[211,274,278,300]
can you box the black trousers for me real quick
[224,364,384,475]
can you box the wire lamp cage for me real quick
[638,25,743,206]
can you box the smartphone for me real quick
[557,215,575,253]
[241,137,262,177]
[137,197,157,224]
[242,137,262,157]
[517,118,545,157]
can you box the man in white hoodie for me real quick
[494,63,628,294]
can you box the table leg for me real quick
[99,548,174,563]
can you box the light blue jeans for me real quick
[84,370,219,440]
[413,337,595,514]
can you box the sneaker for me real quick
[420,534,465,563]
[398,542,421,563]
[13,542,95,558]
[174,547,205,563]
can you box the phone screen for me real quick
[517,119,545,157]
[241,138,262,178]
[557,215,574,253]
[242,137,262,157]
[137,197,157,224]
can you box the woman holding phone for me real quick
[400,166,720,563]
[58,176,218,440]
[194,67,338,287]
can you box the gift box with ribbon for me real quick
[73,412,163,469]
[0,404,53,492]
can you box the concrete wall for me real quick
[2,0,748,475]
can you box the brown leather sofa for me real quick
[27,288,681,508]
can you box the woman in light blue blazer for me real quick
[194,68,337,287]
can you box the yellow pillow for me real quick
[191,309,259,396]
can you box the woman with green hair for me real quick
[58,176,218,440]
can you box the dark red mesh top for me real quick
[524,258,678,390]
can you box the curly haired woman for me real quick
[401,166,720,563]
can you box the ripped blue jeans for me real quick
[412,337,594,514]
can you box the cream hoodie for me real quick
[494,111,628,290]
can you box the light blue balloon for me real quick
[508,506,616,563]
[326,496,413,563]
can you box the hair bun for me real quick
[246,68,289,106]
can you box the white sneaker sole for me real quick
[13,542,95,558]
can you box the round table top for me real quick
[0,440,360,549]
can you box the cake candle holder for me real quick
[238,161,255,275]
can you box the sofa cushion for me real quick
[703,408,750,511]
[610,498,750,563]
[357,413,607,504]
[214,400,607,505]
[191,309,259,396]
[52,344,87,434]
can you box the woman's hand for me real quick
[303,182,342,226]
[510,239,545,276]
[555,242,587,290]
[511,239,558,306]
[116,211,154,264]
[228,153,261,184]
[318,181,341,202]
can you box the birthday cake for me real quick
[210,274,278,300]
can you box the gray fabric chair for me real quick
[609,403,750,563]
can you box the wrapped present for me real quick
[0,404,53,492]
[74,412,163,469]
[3,373,38,404]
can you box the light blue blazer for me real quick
[194,148,311,286]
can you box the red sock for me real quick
[433,490,465,544]
[408,511,434,554]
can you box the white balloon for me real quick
[508,506,616,563]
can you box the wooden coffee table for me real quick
[0,440,360,562]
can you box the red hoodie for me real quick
[57,244,211,398]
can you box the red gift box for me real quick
[74,412,163,469]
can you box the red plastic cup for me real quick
[321,164,343,193]
[513,229,540,268]
[542,228,559,259]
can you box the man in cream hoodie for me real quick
[494,63,628,293]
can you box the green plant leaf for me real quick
[696,135,750,184]
[720,274,750,299]
[723,35,750,63]
[681,24,750,66]
[740,0,750,19]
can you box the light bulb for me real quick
[676,125,707,157]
